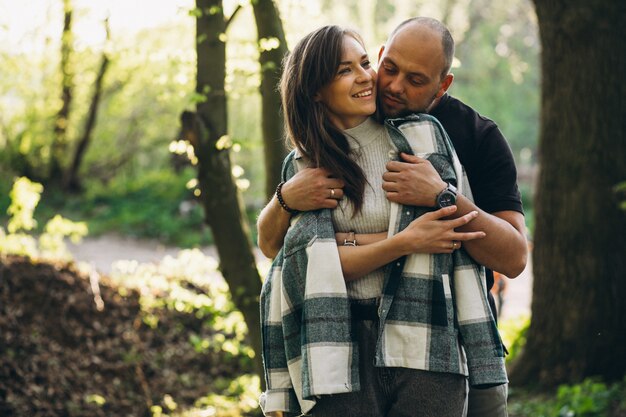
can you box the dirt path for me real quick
[67,234,532,321]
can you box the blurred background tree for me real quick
[509,0,626,387]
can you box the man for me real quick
[257,17,527,417]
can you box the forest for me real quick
[1,0,625,416]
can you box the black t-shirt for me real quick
[430,94,524,318]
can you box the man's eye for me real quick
[410,79,423,86]
[384,66,397,74]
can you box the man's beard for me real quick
[377,90,439,118]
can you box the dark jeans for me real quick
[310,317,467,417]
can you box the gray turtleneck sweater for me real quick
[333,117,394,300]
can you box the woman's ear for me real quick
[313,92,322,102]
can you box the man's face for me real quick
[377,26,451,117]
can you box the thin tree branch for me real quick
[225,4,243,30]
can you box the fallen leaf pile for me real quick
[0,256,252,416]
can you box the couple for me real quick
[258,17,527,417]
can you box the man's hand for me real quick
[281,167,344,211]
[382,152,447,207]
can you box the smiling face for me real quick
[315,35,377,130]
[377,23,453,117]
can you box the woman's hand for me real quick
[396,206,486,254]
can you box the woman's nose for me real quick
[356,67,373,83]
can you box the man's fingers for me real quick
[382,181,400,193]
[399,152,427,163]
[385,160,412,172]
[325,178,345,189]
[385,191,401,202]
[382,171,403,182]
[322,199,339,209]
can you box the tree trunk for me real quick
[191,0,264,383]
[251,0,289,200]
[509,0,626,386]
[50,0,74,183]
[64,18,111,193]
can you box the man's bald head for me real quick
[387,17,455,78]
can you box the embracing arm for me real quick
[257,168,345,258]
[452,199,527,277]
[383,153,528,277]
[257,195,293,259]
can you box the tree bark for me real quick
[251,0,289,200]
[509,0,626,386]
[49,0,74,183]
[191,0,264,383]
[64,18,111,193]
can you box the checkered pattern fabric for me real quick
[259,115,507,416]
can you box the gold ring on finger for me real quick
[330,188,335,198]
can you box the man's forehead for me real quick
[382,26,444,72]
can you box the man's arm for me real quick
[257,168,344,258]
[382,153,528,277]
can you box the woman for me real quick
[259,25,506,417]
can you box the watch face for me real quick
[438,191,456,207]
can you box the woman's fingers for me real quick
[452,231,486,241]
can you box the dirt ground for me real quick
[67,234,533,321]
[0,255,250,417]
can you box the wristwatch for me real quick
[435,183,457,208]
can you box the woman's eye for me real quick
[362,60,371,68]
[338,67,351,75]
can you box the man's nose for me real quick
[387,76,404,94]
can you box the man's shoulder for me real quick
[433,95,502,146]
[436,95,498,128]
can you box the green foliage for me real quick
[189,375,262,417]
[615,181,626,211]
[56,168,210,247]
[499,314,530,364]
[7,176,42,233]
[0,177,87,259]
[509,378,626,417]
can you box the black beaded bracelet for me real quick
[276,181,299,214]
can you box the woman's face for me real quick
[315,35,377,130]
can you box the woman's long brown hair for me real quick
[280,25,368,213]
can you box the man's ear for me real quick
[436,73,454,98]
